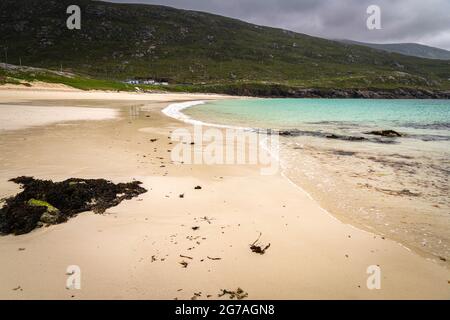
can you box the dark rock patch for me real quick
[277,129,398,144]
[326,134,366,141]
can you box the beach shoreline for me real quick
[0,86,448,299]
[176,98,450,265]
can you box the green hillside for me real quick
[339,40,450,61]
[1,0,450,91]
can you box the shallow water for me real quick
[184,99,450,262]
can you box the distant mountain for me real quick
[339,40,450,60]
[1,0,450,91]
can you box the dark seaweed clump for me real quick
[0,176,147,235]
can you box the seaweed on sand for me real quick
[218,288,248,300]
[0,176,147,235]
[249,232,271,254]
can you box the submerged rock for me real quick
[325,134,366,141]
[277,129,399,144]
[0,176,147,235]
[365,130,403,137]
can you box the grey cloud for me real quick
[108,0,450,50]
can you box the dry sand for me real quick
[0,105,118,131]
[0,86,449,299]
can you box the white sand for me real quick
[0,105,118,131]
[0,86,449,299]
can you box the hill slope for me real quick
[1,0,450,91]
[339,40,450,60]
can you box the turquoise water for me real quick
[185,98,450,131]
[183,98,450,261]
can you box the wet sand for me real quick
[0,87,449,299]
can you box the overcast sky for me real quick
[108,0,450,51]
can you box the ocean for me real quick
[175,98,450,262]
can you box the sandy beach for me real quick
[0,86,449,299]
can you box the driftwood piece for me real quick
[207,256,222,260]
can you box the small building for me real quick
[124,78,170,86]
[124,79,139,85]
